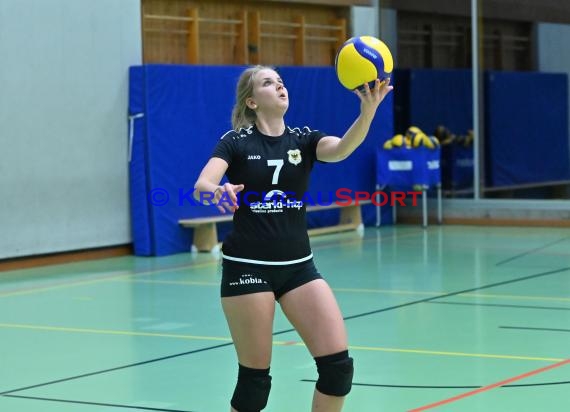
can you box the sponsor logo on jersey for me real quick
[287,149,302,165]
[264,190,286,200]
[249,189,303,213]
[247,154,261,160]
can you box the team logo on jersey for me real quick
[287,149,302,165]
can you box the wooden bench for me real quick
[179,202,368,252]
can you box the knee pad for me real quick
[231,364,272,412]
[315,350,354,396]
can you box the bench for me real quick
[178,201,369,252]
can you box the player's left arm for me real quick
[316,78,393,163]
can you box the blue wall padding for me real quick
[129,65,394,256]
[393,69,473,137]
[391,69,474,192]
[485,71,570,187]
[441,145,474,190]
[391,69,411,135]
[396,69,570,191]
[128,67,153,256]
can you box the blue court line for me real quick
[3,394,192,412]
[301,379,570,389]
[500,325,570,333]
[342,267,570,322]
[427,301,570,311]
[495,236,570,266]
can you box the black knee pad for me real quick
[231,364,272,412]
[315,350,354,396]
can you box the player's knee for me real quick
[231,364,272,412]
[315,350,354,396]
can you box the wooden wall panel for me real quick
[142,0,350,66]
[142,0,191,64]
[397,11,532,71]
[384,0,570,25]
[251,0,371,5]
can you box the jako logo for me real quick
[247,155,261,160]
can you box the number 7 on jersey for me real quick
[267,159,284,185]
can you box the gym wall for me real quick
[0,0,142,259]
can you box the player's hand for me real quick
[214,183,245,214]
[354,78,393,119]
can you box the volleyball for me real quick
[334,35,394,91]
[391,134,407,148]
[406,126,425,147]
[405,126,440,149]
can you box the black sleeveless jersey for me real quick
[212,124,327,264]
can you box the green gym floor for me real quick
[1,225,569,412]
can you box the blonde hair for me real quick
[231,65,275,130]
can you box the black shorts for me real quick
[220,258,323,300]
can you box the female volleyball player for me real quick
[194,66,392,412]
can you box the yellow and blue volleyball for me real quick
[405,126,425,147]
[391,134,406,148]
[406,126,440,149]
[423,135,440,149]
[335,36,394,91]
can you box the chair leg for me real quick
[422,190,428,228]
[437,185,443,224]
